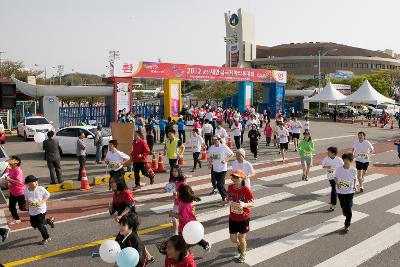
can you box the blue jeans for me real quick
[212,170,227,200]
[96,146,102,163]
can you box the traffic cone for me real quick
[201,146,207,160]
[227,135,233,148]
[361,118,364,126]
[151,152,158,170]
[157,153,166,173]
[80,167,91,191]
[390,120,394,129]
[178,155,185,166]
[374,119,378,127]
[368,120,371,127]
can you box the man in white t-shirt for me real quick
[188,128,205,172]
[351,132,374,192]
[276,122,289,162]
[208,134,234,203]
[322,146,344,211]
[215,122,228,144]
[24,175,55,245]
[334,153,357,233]
[230,121,242,149]
[290,117,302,151]
[231,148,255,189]
[202,119,214,149]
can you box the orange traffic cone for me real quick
[201,146,207,161]
[368,120,371,127]
[390,120,394,129]
[361,118,364,126]
[157,153,166,173]
[151,152,158,170]
[227,135,233,148]
[374,119,378,127]
[178,155,185,166]
[80,167,91,191]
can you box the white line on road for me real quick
[244,211,369,266]
[387,205,400,215]
[354,180,400,205]
[314,223,400,267]
[204,200,327,245]
[285,174,327,188]
[259,166,323,182]
[311,173,386,196]
[313,135,355,142]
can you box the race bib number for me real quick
[230,202,244,215]
[27,200,40,207]
[212,153,221,160]
[358,153,367,159]
[327,168,334,174]
[339,181,350,188]
[304,151,312,157]
[280,135,286,138]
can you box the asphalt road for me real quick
[1,120,399,267]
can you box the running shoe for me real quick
[304,176,308,181]
[343,226,350,233]
[330,205,336,211]
[236,252,246,263]
[8,219,21,225]
[209,189,217,195]
[147,256,155,265]
[203,243,212,254]
[360,187,364,193]
[38,238,51,245]
[132,185,141,191]
[46,217,55,228]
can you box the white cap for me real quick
[236,148,246,158]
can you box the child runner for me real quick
[276,122,289,162]
[231,120,242,149]
[291,117,303,151]
[322,147,343,211]
[168,184,211,252]
[248,124,261,160]
[334,153,357,233]
[351,132,374,192]
[298,132,315,181]
[264,122,272,146]
[6,156,26,225]
[115,213,146,267]
[227,170,255,263]
[24,175,55,245]
[168,167,187,235]
[284,118,292,144]
[165,235,197,267]
[304,116,310,133]
[187,129,204,172]
[231,149,255,189]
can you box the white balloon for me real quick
[99,240,121,264]
[164,182,176,193]
[33,132,46,143]
[182,221,204,244]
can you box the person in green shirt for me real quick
[298,131,315,181]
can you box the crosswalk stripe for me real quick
[354,180,400,205]
[259,166,323,182]
[197,192,295,222]
[204,200,327,244]
[314,223,400,267]
[285,174,327,188]
[387,205,400,215]
[244,211,369,266]
[311,173,386,196]
[150,184,266,214]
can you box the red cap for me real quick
[230,169,246,179]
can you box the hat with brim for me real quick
[213,134,221,140]
[236,148,246,158]
[230,169,246,179]
[25,175,38,184]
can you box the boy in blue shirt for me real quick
[158,117,166,143]
[177,116,186,143]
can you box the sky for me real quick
[1,0,400,77]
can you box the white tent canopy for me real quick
[344,80,395,104]
[304,81,346,103]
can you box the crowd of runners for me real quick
[1,103,392,267]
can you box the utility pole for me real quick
[57,65,64,85]
[0,51,6,78]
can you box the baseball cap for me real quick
[25,175,39,184]
[213,134,221,140]
[230,169,246,179]
[236,148,246,158]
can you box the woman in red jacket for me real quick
[131,131,155,191]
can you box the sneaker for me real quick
[191,168,195,172]
[344,226,350,233]
[203,243,212,254]
[58,180,65,184]
[209,189,217,195]
[9,219,21,225]
[330,205,336,211]
[304,176,308,181]
[146,256,155,265]
[150,177,155,185]
[236,252,246,263]
[46,217,55,228]
[132,185,141,191]
[301,175,305,181]
[38,238,51,245]
[219,199,228,207]
[1,228,10,242]
[254,157,257,160]
[360,187,364,193]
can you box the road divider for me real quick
[45,180,75,193]
[93,172,136,185]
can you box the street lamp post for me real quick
[34,64,47,84]
[317,48,338,112]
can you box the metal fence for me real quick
[59,105,111,128]
[132,103,162,119]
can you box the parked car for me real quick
[0,117,5,144]
[337,106,359,116]
[371,104,400,117]
[17,116,55,141]
[54,126,112,157]
[353,105,369,115]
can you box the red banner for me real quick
[125,62,286,83]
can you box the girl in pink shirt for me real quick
[167,167,188,235]
[264,122,273,146]
[169,184,211,252]
[6,156,26,224]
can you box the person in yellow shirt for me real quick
[164,129,185,174]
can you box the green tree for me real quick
[0,60,43,82]
[286,74,302,90]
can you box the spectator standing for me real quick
[76,131,87,181]
[177,116,186,143]
[94,126,103,164]
[159,117,167,143]
[42,131,64,184]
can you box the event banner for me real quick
[112,61,287,83]
[170,83,180,117]
[115,82,131,113]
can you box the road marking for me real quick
[285,174,327,188]
[244,211,369,266]
[197,192,294,222]
[204,200,327,244]
[387,204,400,215]
[313,135,355,142]
[259,166,323,182]
[150,184,265,214]
[2,222,172,267]
[354,180,400,205]
[311,173,386,196]
[314,223,400,267]
[0,209,9,228]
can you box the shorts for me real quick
[300,157,313,166]
[229,218,250,234]
[280,142,289,150]
[292,133,300,139]
[356,161,369,171]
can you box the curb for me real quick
[44,180,75,193]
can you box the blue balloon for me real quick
[116,247,139,267]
